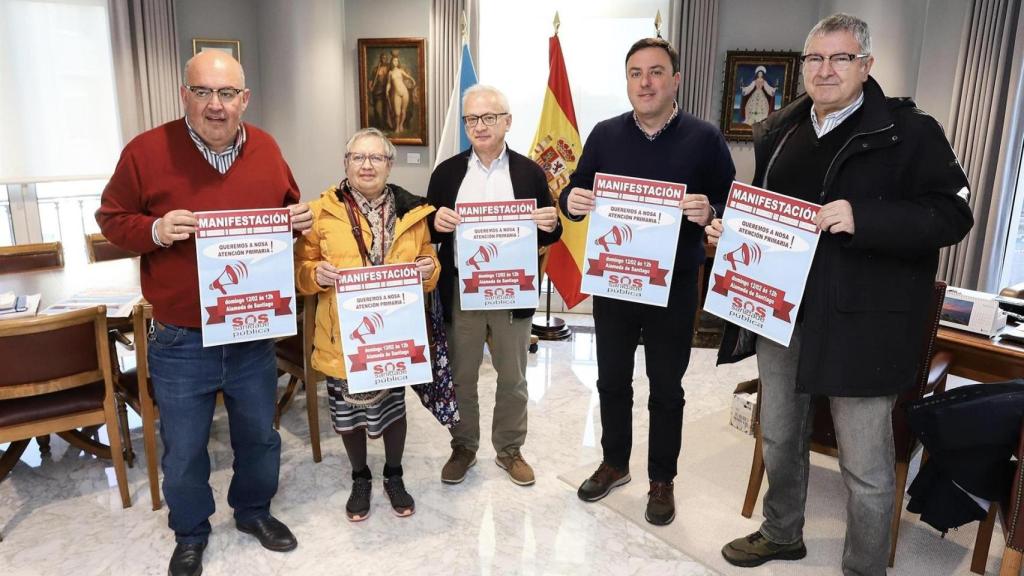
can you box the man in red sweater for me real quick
[97,50,311,576]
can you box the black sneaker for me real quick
[577,462,630,502]
[721,531,807,567]
[384,475,415,517]
[645,481,675,525]
[346,476,372,522]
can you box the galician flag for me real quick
[529,33,587,309]
[435,39,478,167]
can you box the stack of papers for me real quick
[0,293,42,319]
[41,288,142,318]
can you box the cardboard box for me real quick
[731,392,757,435]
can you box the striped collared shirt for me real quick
[811,91,864,138]
[184,117,246,174]
[633,101,679,141]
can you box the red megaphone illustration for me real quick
[595,224,633,252]
[723,242,762,271]
[349,313,384,345]
[209,261,249,295]
[466,243,498,271]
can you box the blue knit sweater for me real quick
[558,110,735,272]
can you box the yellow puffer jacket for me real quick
[294,183,440,379]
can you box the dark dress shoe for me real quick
[235,515,297,552]
[168,541,206,576]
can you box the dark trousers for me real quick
[592,267,697,482]
[148,323,281,544]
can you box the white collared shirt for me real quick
[811,91,865,138]
[456,143,514,204]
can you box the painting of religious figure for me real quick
[720,50,801,142]
[358,38,428,146]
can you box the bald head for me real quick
[185,50,246,88]
[180,50,250,152]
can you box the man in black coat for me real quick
[708,14,974,575]
[427,84,562,487]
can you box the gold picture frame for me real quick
[358,38,428,146]
[192,38,242,63]
[719,50,802,142]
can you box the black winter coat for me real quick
[718,76,973,396]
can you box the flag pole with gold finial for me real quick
[655,9,663,38]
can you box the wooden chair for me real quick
[85,233,137,263]
[740,281,951,567]
[273,294,323,462]
[111,303,162,509]
[971,418,1024,575]
[0,306,131,540]
[0,242,64,273]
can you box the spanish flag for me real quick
[529,34,588,309]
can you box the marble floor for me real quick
[0,314,759,576]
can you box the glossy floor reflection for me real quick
[0,314,758,576]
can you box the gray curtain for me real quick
[669,0,719,122]
[108,0,183,142]
[429,0,479,153]
[940,0,1024,291]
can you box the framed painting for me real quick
[358,38,428,146]
[719,50,802,141]
[192,38,242,63]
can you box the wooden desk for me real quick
[0,257,140,310]
[936,326,1024,382]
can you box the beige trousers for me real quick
[446,294,531,455]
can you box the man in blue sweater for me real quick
[559,37,735,525]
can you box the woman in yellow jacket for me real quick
[295,128,439,521]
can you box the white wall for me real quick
[716,0,968,182]
[255,0,347,199]
[914,0,971,130]
[169,0,971,199]
[715,0,820,182]
[343,0,432,195]
[175,0,264,126]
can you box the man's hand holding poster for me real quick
[455,200,539,310]
[335,263,432,393]
[195,208,296,346]
[703,182,822,346]
[580,173,684,307]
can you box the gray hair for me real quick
[804,13,872,55]
[345,127,396,161]
[462,84,510,113]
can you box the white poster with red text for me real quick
[580,173,685,307]
[455,199,538,311]
[195,208,296,347]
[703,182,822,346]
[335,263,432,393]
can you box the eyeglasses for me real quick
[800,53,869,71]
[185,85,245,102]
[462,113,509,128]
[346,153,392,166]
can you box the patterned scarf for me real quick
[341,179,396,265]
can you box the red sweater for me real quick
[97,119,300,327]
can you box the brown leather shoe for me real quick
[577,462,630,502]
[441,446,477,484]
[645,481,675,525]
[495,449,535,486]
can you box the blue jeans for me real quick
[148,322,281,544]
[757,326,896,576]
